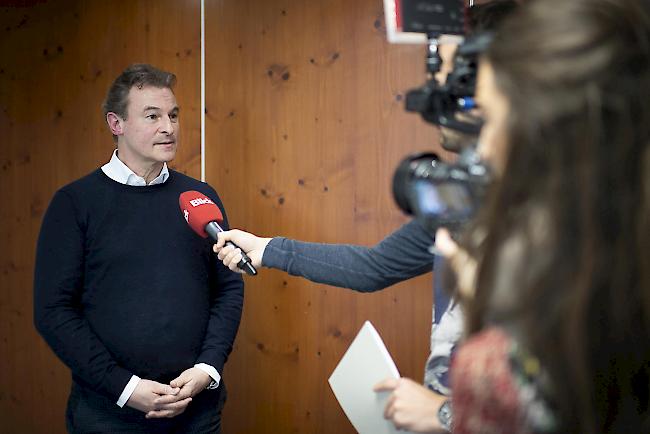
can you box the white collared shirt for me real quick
[101,150,221,407]
[101,149,170,186]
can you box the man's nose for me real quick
[160,116,174,135]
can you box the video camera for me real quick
[405,32,492,136]
[388,0,493,233]
[392,148,491,233]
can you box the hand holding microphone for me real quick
[179,191,258,276]
[213,229,272,274]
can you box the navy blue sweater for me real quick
[34,169,244,400]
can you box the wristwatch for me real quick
[437,398,453,432]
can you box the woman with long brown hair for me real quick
[441,0,650,432]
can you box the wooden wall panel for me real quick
[0,1,200,432]
[205,1,445,432]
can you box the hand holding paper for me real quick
[374,377,448,433]
[328,321,414,434]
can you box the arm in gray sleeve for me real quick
[262,219,435,292]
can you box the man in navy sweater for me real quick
[34,64,244,433]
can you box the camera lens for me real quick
[392,153,440,216]
[392,149,491,232]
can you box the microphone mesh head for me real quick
[179,190,224,237]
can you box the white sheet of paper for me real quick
[328,321,413,434]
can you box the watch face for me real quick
[438,399,452,431]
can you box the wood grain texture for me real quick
[0,1,200,432]
[0,0,453,432]
[204,1,443,432]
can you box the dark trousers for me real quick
[65,381,227,434]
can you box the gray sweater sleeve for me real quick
[262,219,435,292]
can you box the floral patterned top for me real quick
[451,327,557,434]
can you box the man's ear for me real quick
[106,112,124,136]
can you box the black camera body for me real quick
[405,32,492,135]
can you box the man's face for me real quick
[115,85,179,170]
[435,41,476,152]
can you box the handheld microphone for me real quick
[179,190,257,276]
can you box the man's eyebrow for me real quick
[142,106,179,113]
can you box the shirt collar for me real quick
[101,149,169,186]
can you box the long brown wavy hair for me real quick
[463,0,650,431]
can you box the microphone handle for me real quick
[205,222,258,276]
